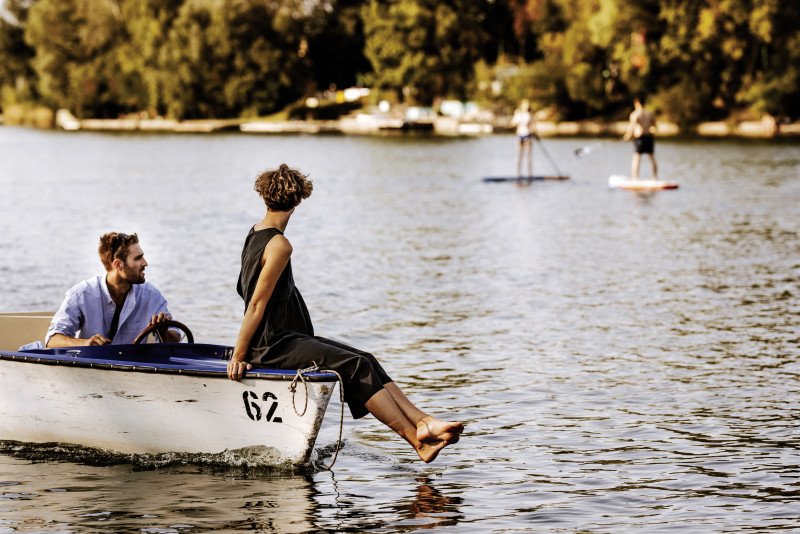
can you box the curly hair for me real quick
[98,232,139,271]
[254,164,313,211]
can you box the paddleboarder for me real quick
[511,100,538,177]
[228,164,464,463]
[623,94,658,180]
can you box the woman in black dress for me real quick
[227,164,463,463]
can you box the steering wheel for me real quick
[133,320,194,344]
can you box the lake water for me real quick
[1,126,799,532]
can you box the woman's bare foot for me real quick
[417,416,464,444]
[416,439,448,463]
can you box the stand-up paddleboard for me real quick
[483,175,570,183]
[608,175,678,190]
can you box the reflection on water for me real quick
[313,474,464,532]
[1,447,464,533]
[397,478,464,530]
[1,128,799,532]
[0,456,319,533]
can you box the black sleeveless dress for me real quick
[237,227,391,419]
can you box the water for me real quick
[1,127,799,532]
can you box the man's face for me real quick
[119,243,148,284]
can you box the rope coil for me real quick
[290,362,345,470]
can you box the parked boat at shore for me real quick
[0,313,338,465]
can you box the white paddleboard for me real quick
[608,175,678,190]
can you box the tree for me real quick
[113,0,184,116]
[24,0,126,117]
[361,0,485,104]
[0,0,37,106]
[506,0,620,118]
[306,0,371,92]
[159,0,312,119]
[2,0,797,123]
[736,0,800,120]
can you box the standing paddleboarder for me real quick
[511,100,538,177]
[623,94,658,181]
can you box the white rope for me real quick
[290,362,345,470]
[290,363,319,417]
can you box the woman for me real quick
[511,99,537,177]
[227,164,464,463]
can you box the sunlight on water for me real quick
[1,128,799,532]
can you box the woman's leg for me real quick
[382,382,463,444]
[364,388,450,463]
[315,338,464,444]
[526,139,533,177]
[262,335,463,462]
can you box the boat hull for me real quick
[0,344,337,464]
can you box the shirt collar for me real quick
[100,274,114,304]
[100,274,138,305]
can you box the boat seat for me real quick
[0,312,55,351]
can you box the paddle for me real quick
[574,139,624,158]
[534,136,565,176]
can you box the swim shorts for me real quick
[634,135,654,154]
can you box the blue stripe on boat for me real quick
[0,344,337,380]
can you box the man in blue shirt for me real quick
[46,232,179,347]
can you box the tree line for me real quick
[1,0,798,128]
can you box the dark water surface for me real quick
[1,127,799,532]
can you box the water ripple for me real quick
[1,130,799,532]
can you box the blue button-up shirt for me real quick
[46,275,172,345]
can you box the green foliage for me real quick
[0,0,797,123]
[735,0,800,119]
[115,0,183,115]
[361,0,485,104]
[488,0,800,126]
[306,0,370,91]
[24,0,124,116]
[0,0,37,108]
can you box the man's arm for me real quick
[623,111,637,141]
[47,333,110,347]
[45,288,101,347]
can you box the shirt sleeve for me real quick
[147,285,181,337]
[45,289,83,345]
[149,286,170,316]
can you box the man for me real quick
[623,94,658,180]
[46,232,179,347]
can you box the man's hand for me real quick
[150,312,172,324]
[86,334,111,346]
[227,355,252,381]
[149,312,180,342]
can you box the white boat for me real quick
[0,312,338,465]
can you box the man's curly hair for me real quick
[98,232,138,271]
[254,164,313,211]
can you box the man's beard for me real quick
[122,264,146,284]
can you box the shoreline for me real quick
[3,113,799,138]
